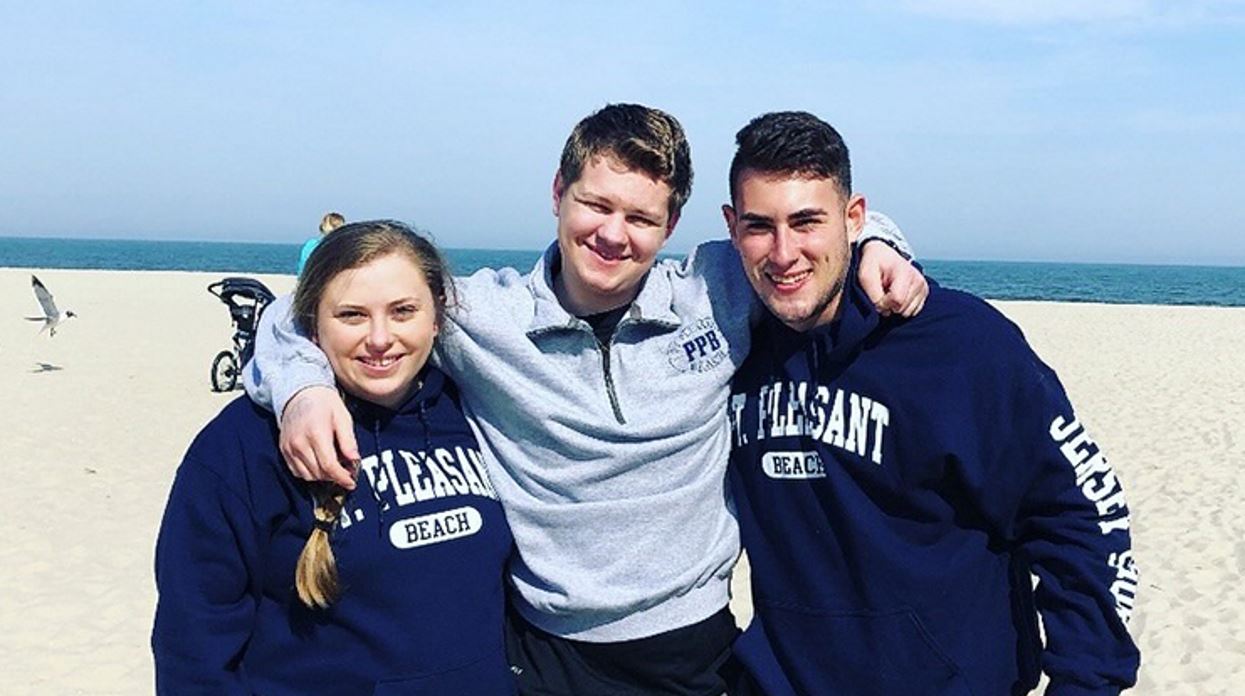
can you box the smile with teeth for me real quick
[359,355,401,368]
[765,269,812,287]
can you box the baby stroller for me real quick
[208,277,276,392]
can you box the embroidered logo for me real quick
[667,317,728,373]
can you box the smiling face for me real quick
[314,252,439,409]
[725,170,865,331]
[552,154,677,315]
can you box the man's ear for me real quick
[845,194,867,243]
[664,210,680,240]
[722,204,739,247]
[551,171,565,216]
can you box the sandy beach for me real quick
[1,266,1240,694]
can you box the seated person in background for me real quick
[722,111,1140,695]
[298,210,345,275]
[153,220,516,695]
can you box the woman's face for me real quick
[315,252,439,409]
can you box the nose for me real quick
[769,226,799,268]
[366,318,394,352]
[595,213,627,249]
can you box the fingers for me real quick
[280,432,315,481]
[857,257,888,311]
[858,241,905,315]
[306,427,352,489]
[872,254,929,319]
[898,275,930,318]
[328,404,360,489]
[334,400,361,463]
[278,386,356,487]
[859,272,886,308]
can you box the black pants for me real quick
[505,605,742,696]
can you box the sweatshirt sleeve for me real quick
[151,456,261,696]
[856,210,915,260]
[998,363,1140,695]
[242,293,335,419]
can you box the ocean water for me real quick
[2,236,1243,307]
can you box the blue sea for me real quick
[2,236,1243,307]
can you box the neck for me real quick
[553,269,638,316]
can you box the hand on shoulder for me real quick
[279,386,360,489]
[858,241,929,318]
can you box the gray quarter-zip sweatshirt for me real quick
[245,217,911,642]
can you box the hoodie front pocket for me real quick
[370,649,516,696]
[754,602,973,696]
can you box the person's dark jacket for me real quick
[728,268,1139,695]
[152,368,515,695]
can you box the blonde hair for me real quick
[294,483,349,608]
[319,211,345,235]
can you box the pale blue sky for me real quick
[3,1,1243,264]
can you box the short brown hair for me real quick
[558,103,693,218]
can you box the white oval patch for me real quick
[762,451,826,479]
[388,505,483,549]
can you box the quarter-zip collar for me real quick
[526,242,681,337]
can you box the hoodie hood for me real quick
[345,365,447,423]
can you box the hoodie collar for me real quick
[346,365,446,423]
[765,247,882,363]
[526,242,681,336]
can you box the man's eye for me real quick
[586,201,610,213]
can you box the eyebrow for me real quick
[331,296,423,309]
[575,188,664,220]
[788,208,829,222]
[739,207,828,224]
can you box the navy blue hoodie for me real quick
[152,367,516,695]
[727,266,1139,696]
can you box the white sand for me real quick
[2,267,1240,694]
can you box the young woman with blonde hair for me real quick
[153,220,515,694]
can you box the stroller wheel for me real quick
[211,351,240,392]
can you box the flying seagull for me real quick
[27,275,76,337]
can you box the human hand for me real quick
[279,386,360,489]
[858,241,929,317]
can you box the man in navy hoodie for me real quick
[723,112,1140,695]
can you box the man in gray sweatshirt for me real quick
[244,103,926,695]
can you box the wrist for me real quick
[277,383,337,424]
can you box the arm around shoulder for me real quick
[857,210,914,259]
[243,293,336,420]
[855,211,928,317]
